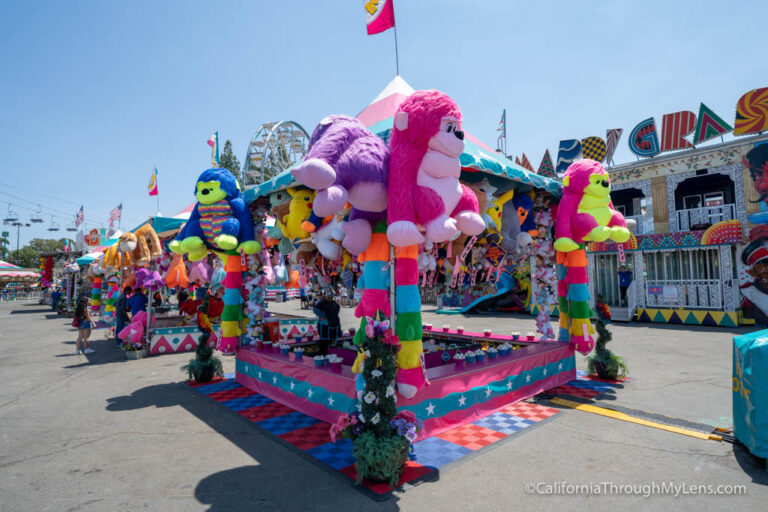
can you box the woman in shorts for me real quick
[75,297,95,355]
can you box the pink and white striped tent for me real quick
[0,260,39,283]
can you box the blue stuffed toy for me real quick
[169,168,261,261]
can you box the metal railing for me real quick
[676,204,735,231]
[644,279,722,309]
[626,215,654,235]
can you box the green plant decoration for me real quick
[587,297,628,380]
[181,295,223,383]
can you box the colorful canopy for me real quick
[245,76,562,201]
[0,260,39,283]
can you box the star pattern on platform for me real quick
[257,371,262,380]
[526,374,531,382]
[289,381,295,390]
[485,387,492,398]
[543,368,547,376]
[558,363,563,371]
[307,388,313,398]
[328,396,334,406]
[426,402,435,416]
[272,375,278,385]
[458,395,466,407]
[506,380,513,391]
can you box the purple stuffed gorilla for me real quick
[291,115,388,255]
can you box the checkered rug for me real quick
[187,375,560,498]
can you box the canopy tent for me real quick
[127,205,193,239]
[0,260,39,283]
[244,76,562,202]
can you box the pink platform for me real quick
[235,339,575,439]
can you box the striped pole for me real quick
[393,243,426,399]
[351,221,391,398]
[90,276,103,313]
[218,252,242,354]
[556,246,594,354]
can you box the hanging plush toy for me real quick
[118,224,162,267]
[118,310,149,346]
[386,90,484,246]
[165,254,189,289]
[291,114,389,254]
[513,194,538,237]
[554,159,629,355]
[169,168,261,261]
[275,187,315,244]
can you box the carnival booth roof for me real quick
[244,76,562,202]
[0,260,40,283]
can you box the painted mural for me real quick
[738,143,768,324]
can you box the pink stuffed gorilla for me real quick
[387,90,484,246]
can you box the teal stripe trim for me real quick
[398,355,575,418]
[236,359,359,414]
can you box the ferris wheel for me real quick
[243,121,311,187]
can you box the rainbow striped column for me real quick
[556,246,594,354]
[353,221,391,343]
[91,276,103,313]
[394,244,425,399]
[218,252,242,354]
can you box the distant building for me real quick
[587,133,768,327]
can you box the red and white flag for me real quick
[365,0,395,35]
[108,203,122,228]
[75,205,84,227]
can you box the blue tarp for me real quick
[733,329,768,458]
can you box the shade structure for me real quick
[0,260,22,269]
[244,76,562,202]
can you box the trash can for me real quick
[733,329,768,459]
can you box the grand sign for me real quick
[549,86,768,174]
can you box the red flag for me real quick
[365,0,395,35]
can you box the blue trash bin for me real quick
[733,329,768,459]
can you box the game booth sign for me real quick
[214,78,633,484]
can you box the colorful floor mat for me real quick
[188,376,560,497]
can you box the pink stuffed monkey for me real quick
[387,90,485,247]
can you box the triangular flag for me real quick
[693,103,733,144]
[515,156,522,166]
[520,153,534,171]
[537,150,556,178]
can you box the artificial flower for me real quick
[363,391,377,404]
[371,412,381,425]
[371,369,383,378]
[385,385,395,397]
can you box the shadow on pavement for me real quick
[733,443,768,485]
[60,336,127,368]
[105,382,403,511]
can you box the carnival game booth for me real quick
[120,214,231,356]
[236,77,572,440]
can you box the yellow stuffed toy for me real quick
[276,187,316,242]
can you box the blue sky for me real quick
[1,0,766,248]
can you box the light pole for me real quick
[10,221,30,266]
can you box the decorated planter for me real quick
[483,329,492,337]
[511,332,520,341]
[487,348,498,359]
[314,356,325,368]
[442,324,450,332]
[475,350,485,363]
[280,344,290,356]
[456,326,464,334]
[353,436,409,486]
[124,348,149,360]
[465,352,476,364]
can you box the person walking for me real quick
[115,286,131,344]
[617,265,633,306]
[313,290,341,356]
[74,297,95,355]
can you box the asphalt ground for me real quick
[0,299,766,511]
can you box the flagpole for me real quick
[393,12,400,75]
[155,168,161,216]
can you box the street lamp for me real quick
[10,221,30,266]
